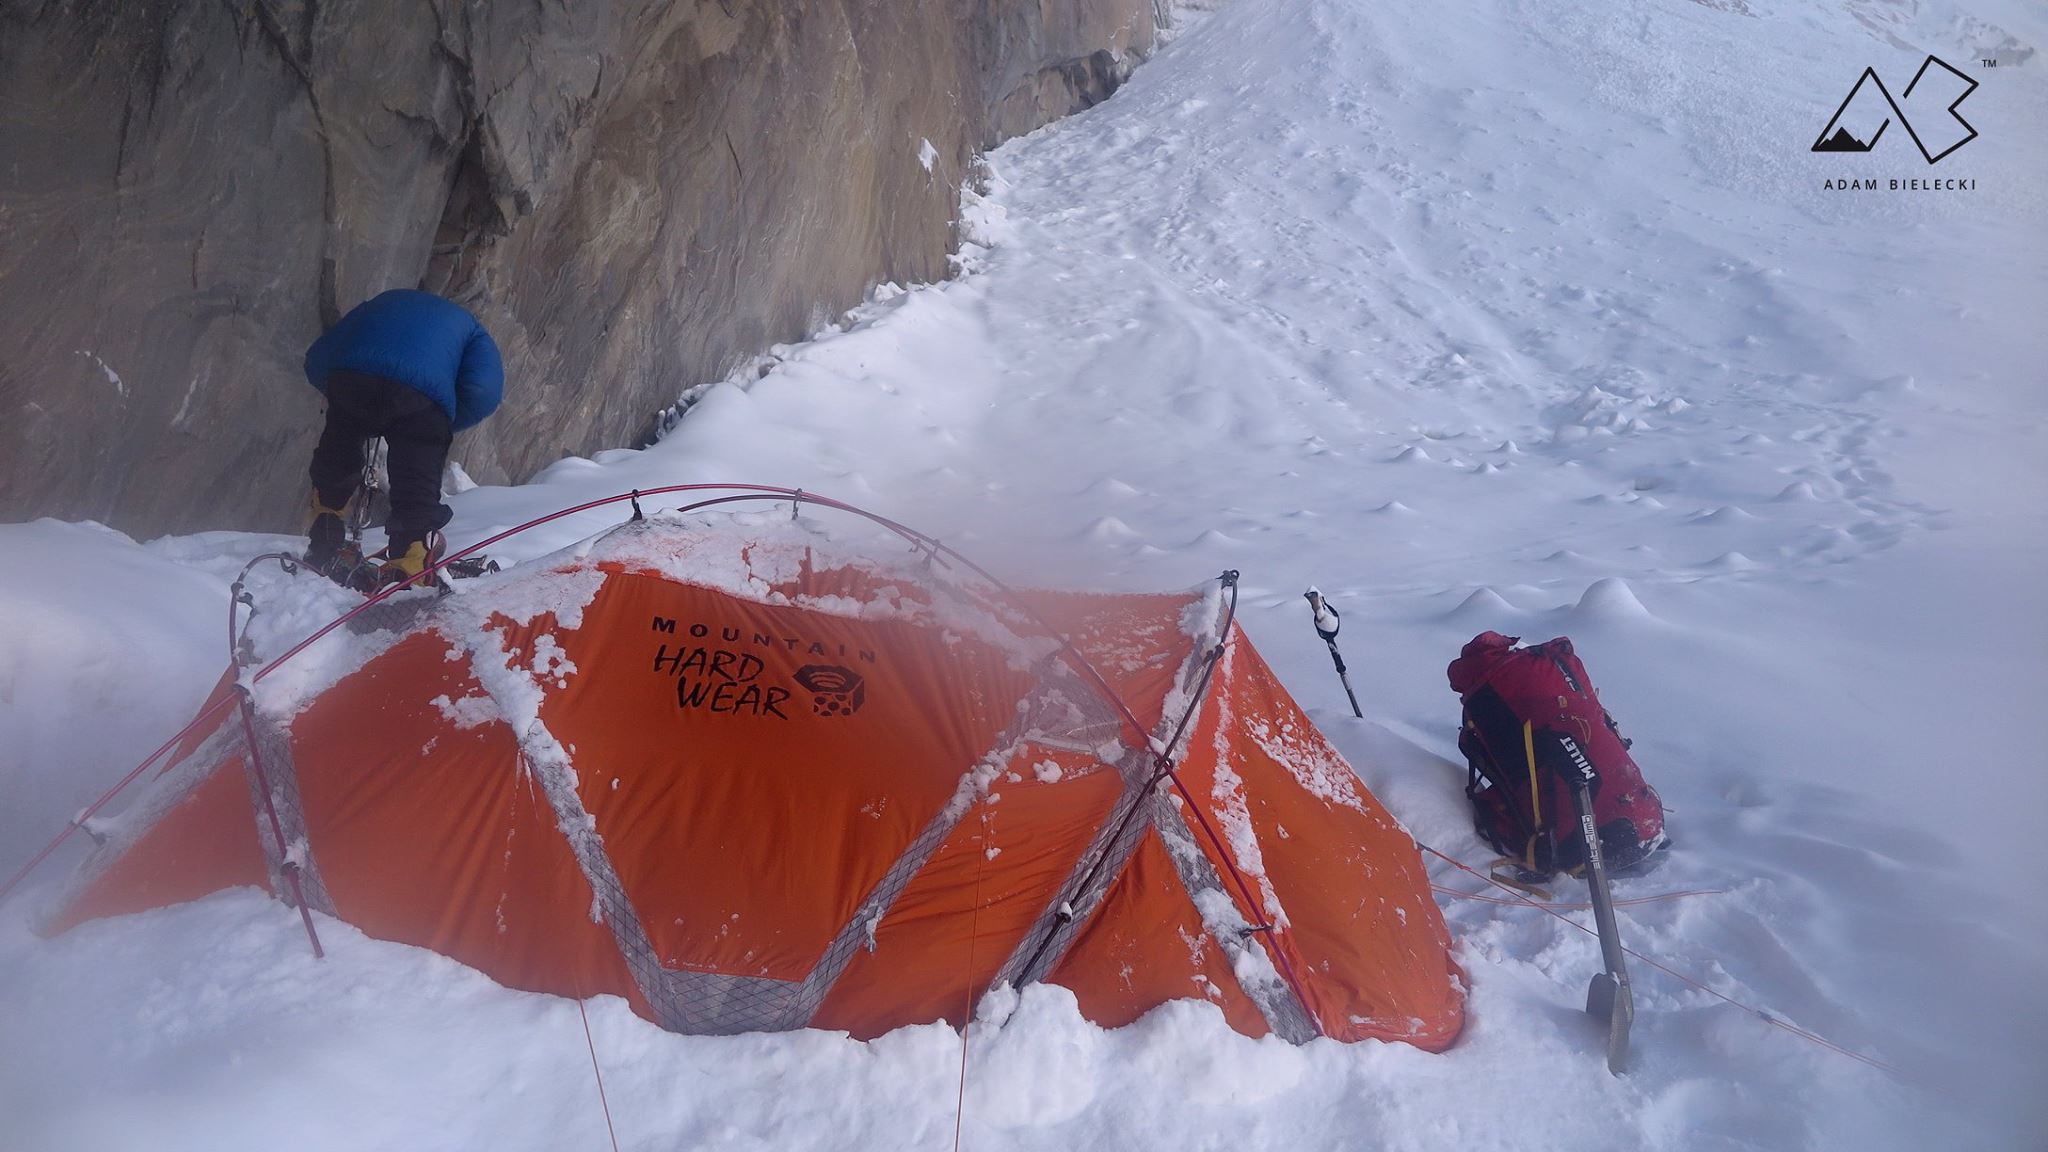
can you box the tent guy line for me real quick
[1420,844,1898,1076]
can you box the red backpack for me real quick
[1447,632,1667,877]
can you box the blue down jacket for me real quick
[303,289,504,430]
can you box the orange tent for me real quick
[50,518,1463,1048]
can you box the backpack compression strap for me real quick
[1521,720,1545,871]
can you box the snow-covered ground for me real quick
[4,0,2045,1148]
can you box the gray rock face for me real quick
[0,0,1161,534]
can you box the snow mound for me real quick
[1701,551,1758,571]
[1569,577,1654,623]
[1689,505,1758,526]
[1083,515,1142,543]
[1450,586,1519,620]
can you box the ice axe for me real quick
[1561,735,1635,1074]
[1303,587,1362,718]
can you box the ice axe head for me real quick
[1304,587,1340,640]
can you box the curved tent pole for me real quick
[228,554,327,959]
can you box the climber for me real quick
[300,288,503,587]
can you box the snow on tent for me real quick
[44,513,1463,1048]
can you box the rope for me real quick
[578,997,622,1152]
[952,806,992,1152]
[1420,844,1895,1073]
[1431,884,1727,910]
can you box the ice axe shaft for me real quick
[1572,777,1634,1074]
[1325,639,1363,719]
[1303,589,1363,718]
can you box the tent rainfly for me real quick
[50,517,1465,1048]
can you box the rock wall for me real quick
[0,0,1161,534]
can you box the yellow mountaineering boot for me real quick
[376,538,438,590]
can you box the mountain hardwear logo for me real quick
[794,665,866,716]
[1812,55,1978,164]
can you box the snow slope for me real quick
[4,0,2045,1148]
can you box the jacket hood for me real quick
[1447,630,1520,696]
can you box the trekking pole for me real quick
[1559,734,1633,1074]
[1303,588,1363,718]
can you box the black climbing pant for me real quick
[309,369,454,552]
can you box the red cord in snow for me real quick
[1421,844,1896,1074]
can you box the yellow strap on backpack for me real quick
[1522,720,1542,870]
[1485,859,1554,901]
